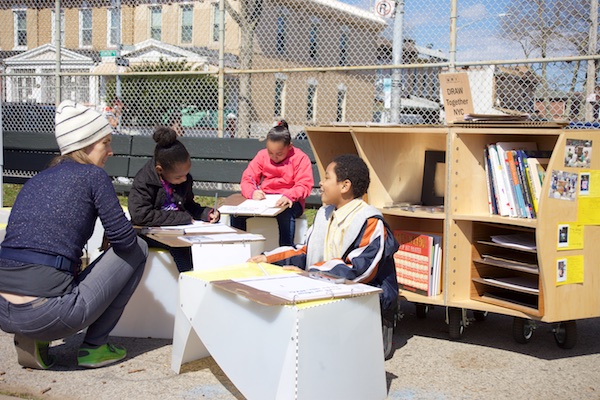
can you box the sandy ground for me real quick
[1,301,599,400]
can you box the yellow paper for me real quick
[556,255,584,286]
[579,170,600,197]
[577,197,600,225]
[557,223,584,250]
[186,262,294,282]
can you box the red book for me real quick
[393,230,434,296]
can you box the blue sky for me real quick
[339,0,523,62]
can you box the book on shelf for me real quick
[486,144,513,217]
[483,147,499,215]
[393,230,442,296]
[505,150,529,218]
[484,142,544,219]
[515,150,535,218]
[524,155,549,214]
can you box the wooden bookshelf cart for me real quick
[305,124,600,348]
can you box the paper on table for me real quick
[232,274,381,302]
[219,194,283,216]
[159,220,211,230]
[178,232,264,244]
[184,224,236,233]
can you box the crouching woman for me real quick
[0,100,148,369]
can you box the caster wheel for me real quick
[415,303,430,319]
[448,307,464,340]
[512,317,534,344]
[554,320,577,349]
[473,311,488,322]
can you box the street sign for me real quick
[99,50,117,57]
[374,0,394,18]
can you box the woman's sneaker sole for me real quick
[14,334,55,370]
[78,343,126,368]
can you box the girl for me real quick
[0,100,148,369]
[128,127,219,272]
[231,120,314,246]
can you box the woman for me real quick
[0,100,148,370]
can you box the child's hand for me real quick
[282,265,303,273]
[252,190,266,200]
[276,196,293,208]
[209,209,220,223]
[248,255,267,263]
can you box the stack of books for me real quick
[393,230,442,296]
[484,142,550,218]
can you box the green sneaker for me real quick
[77,343,126,368]
[14,334,56,370]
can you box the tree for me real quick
[225,0,264,137]
[106,58,219,131]
[500,0,597,120]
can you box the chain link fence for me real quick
[1,0,599,137]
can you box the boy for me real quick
[249,154,399,359]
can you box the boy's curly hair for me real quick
[332,154,370,198]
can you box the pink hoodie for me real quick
[240,146,314,209]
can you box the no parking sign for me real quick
[374,0,395,18]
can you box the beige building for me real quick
[0,1,397,131]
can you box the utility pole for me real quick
[114,0,122,102]
[217,0,225,138]
[585,0,599,122]
[390,0,404,124]
[55,0,62,104]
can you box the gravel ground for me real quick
[1,301,599,400]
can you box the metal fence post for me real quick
[55,0,61,105]
[585,0,599,122]
[218,0,226,138]
[448,0,458,73]
[390,0,404,124]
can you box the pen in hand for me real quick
[210,192,219,223]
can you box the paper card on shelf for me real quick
[557,223,584,250]
[490,233,537,251]
[577,197,600,224]
[556,255,584,286]
[578,170,600,197]
[439,72,474,123]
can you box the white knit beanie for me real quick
[55,100,113,155]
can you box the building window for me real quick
[339,27,349,66]
[181,4,193,44]
[276,10,287,54]
[150,6,162,41]
[14,10,27,48]
[12,70,35,102]
[51,10,65,47]
[274,74,287,117]
[306,80,318,122]
[308,21,319,60]
[336,84,347,123]
[108,7,120,47]
[211,3,221,42]
[80,8,93,47]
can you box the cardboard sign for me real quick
[439,72,474,123]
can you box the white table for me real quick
[110,233,264,339]
[171,264,387,400]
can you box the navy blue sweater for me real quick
[2,159,137,266]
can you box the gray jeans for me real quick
[0,237,148,345]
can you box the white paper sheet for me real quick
[232,274,381,302]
